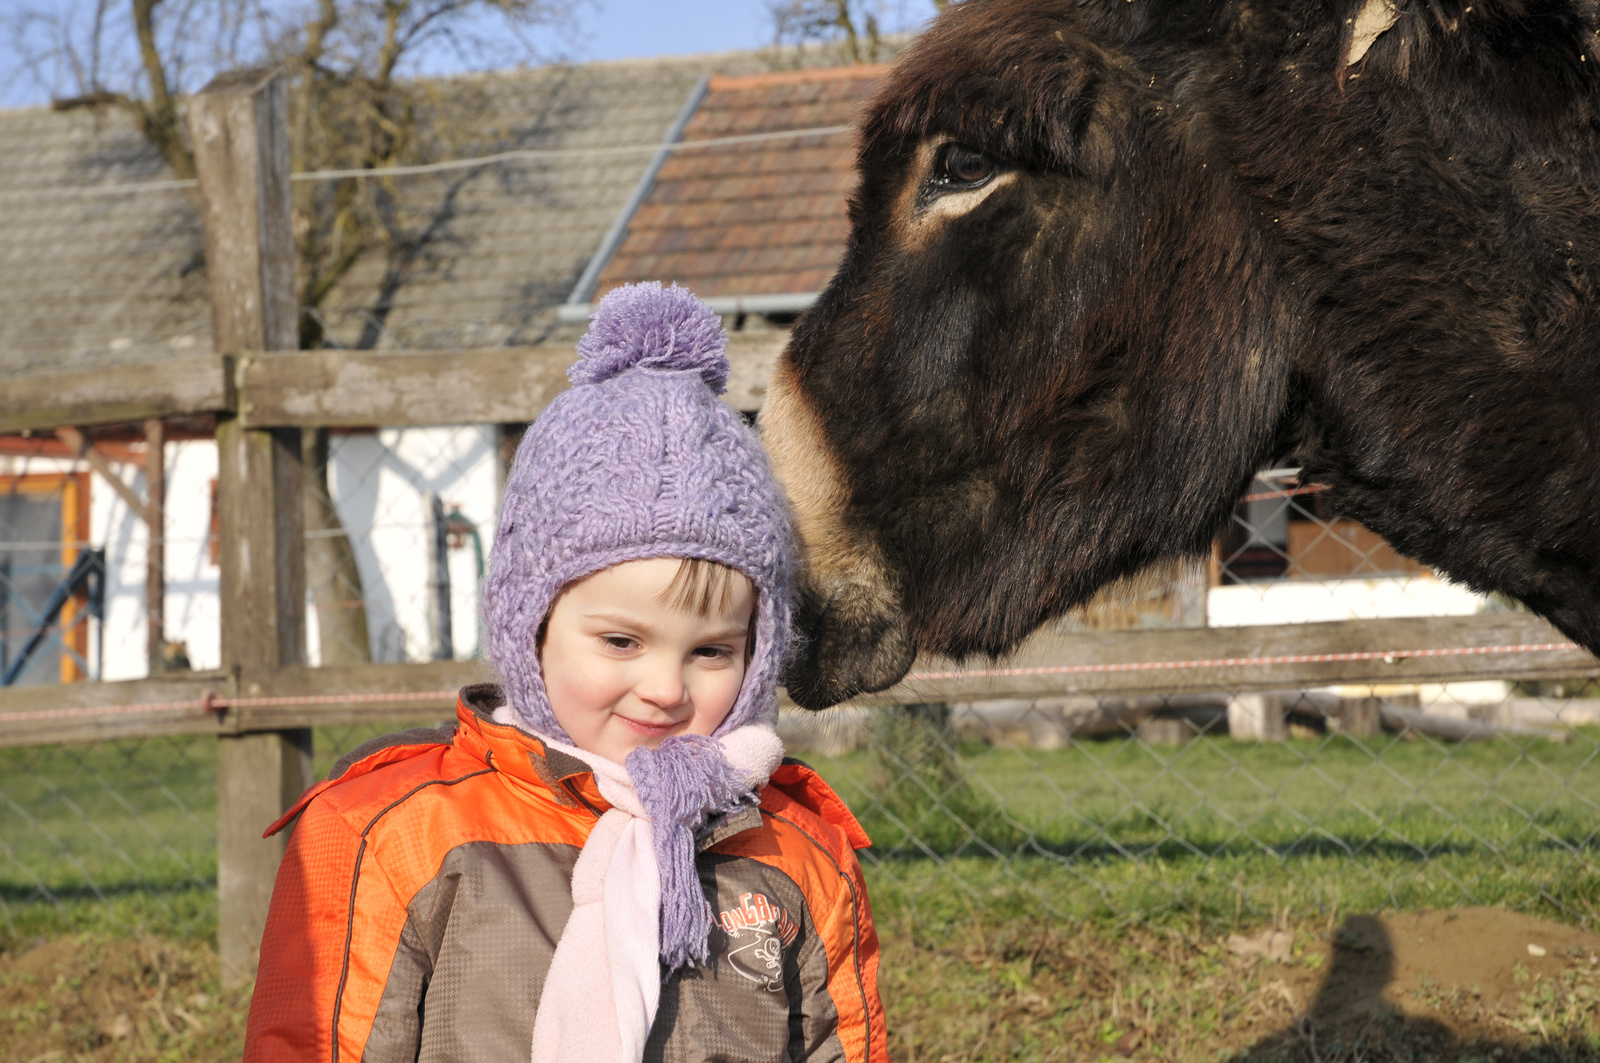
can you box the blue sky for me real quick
[579,0,774,61]
[0,1,936,109]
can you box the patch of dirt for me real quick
[0,935,248,1062]
[1238,908,1600,1061]
[1284,908,1599,1023]
[880,906,1600,1062]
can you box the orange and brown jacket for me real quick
[243,685,886,1063]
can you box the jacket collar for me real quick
[454,684,765,849]
[457,684,608,813]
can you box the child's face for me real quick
[540,558,756,762]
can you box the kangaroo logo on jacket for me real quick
[716,891,799,991]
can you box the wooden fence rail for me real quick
[0,333,782,437]
[3,611,1594,749]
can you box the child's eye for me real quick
[602,635,639,651]
[693,645,734,661]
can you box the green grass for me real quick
[4,722,1599,944]
[808,727,1600,931]
[0,722,440,942]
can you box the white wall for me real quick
[161,441,222,672]
[318,426,500,665]
[7,426,499,681]
[85,440,221,680]
[1207,575,1489,627]
[1207,575,1508,708]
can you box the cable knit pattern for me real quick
[483,281,792,746]
[569,282,730,393]
[481,281,795,984]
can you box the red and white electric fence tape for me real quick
[3,641,1586,723]
[1239,483,1331,504]
[903,641,1582,681]
[4,689,460,723]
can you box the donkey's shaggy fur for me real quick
[762,0,1600,708]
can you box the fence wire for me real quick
[3,434,1598,945]
[779,682,1600,931]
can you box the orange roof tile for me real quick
[593,66,884,301]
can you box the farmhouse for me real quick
[0,45,1483,691]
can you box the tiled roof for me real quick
[593,65,886,301]
[0,52,777,376]
[307,59,737,351]
[0,108,209,376]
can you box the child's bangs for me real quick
[658,557,751,618]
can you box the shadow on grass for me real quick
[853,808,1600,866]
[1232,916,1598,1063]
[0,879,214,903]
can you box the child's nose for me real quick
[635,660,688,711]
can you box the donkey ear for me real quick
[1343,0,1401,67]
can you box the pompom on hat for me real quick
[568,280,730,392]
[483,280,793,744]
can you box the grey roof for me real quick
[0,48,801,378]
[0,107,208,376]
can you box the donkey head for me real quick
[763,0,1305,708]
[766,0,1600,709]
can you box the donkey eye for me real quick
[935,144,996,188]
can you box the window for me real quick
[1,472,92,684]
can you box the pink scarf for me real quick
[492,708,783,1063]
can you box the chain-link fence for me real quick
[3,433,1598,946]
[0,722,439,942]
[775,471,1600,929]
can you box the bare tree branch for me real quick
[13,0,581,667]
[767,0,938,65]
[129,0,194,179]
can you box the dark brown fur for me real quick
[765,0,1600,709]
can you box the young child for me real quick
[242,283,885,1063]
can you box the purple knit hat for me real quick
[484,282,793,739]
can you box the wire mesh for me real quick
[0,735,217,941]
[2,444,1598,943]
[0,723,443,944]
[780,681,1600,931]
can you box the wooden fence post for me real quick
[189,66,312,986]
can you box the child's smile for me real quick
[539,558,756,763]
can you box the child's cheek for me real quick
[696,662,748,733]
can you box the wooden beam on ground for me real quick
[0,356,231,435]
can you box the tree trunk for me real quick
[303,427,371,664]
